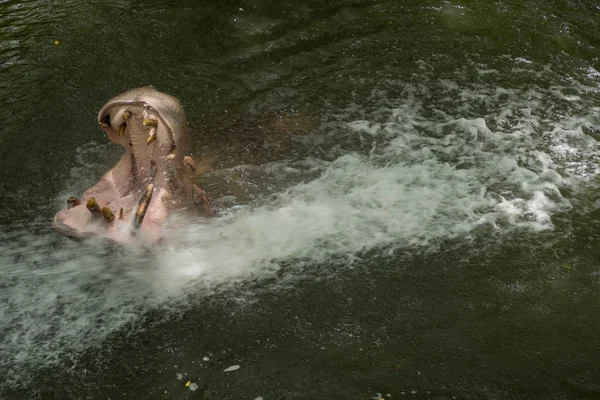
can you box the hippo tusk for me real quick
[134,183,154,228]
[142,118,158,127]
[67,197,81,209]
[102,206,115,222]
[99,114,110,128]
[146,133,157,145]
[86,197,102,214]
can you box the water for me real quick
[1,0,600,398]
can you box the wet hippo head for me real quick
[53,87,209,243]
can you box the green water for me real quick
[2,0,600,398]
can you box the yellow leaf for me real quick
[185,381,190,387]
[54,40,60,45]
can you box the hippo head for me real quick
[53,87,208,244]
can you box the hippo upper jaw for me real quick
[53,87,202,244]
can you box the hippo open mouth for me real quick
[53,87,209,243]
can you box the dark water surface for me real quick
[2,0,600,398]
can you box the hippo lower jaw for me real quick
[53,87,209,244]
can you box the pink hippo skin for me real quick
[53,87,210,244]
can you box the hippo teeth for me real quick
[67,197,81,209]
[102,206,115,222]
[134,183,154,228]
[99,114,110,128]
[146,133,157,145]
[142,118,158,127]
[86,197,102,214]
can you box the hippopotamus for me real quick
[53,87,210,243]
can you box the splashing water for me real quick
[1,76,599,387]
